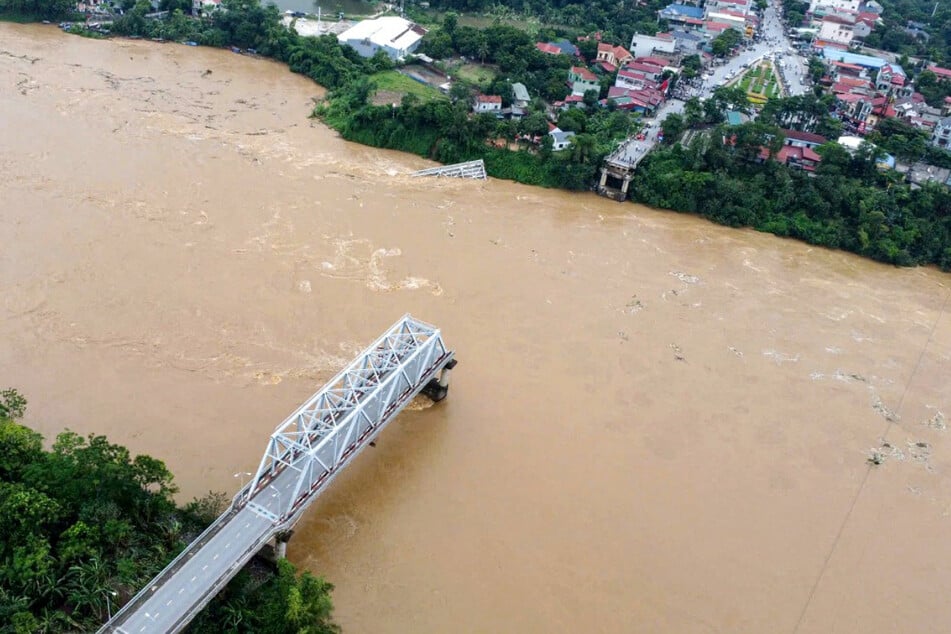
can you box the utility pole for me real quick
[933,2,939,17]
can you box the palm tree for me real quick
[64,558,109,622]
[477,36,489,65]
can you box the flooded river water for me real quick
[2,24,951,633]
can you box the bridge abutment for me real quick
[597,163,635,202]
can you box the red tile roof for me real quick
[475,94,502,104]
[765,145,822,170]
[782,129,828,144]
[822,14,854,24]
[831,82,857,94]
[928,65,951,79]
[836,93,864,103]
[627,62,663,74]
[815,40,848,50]
[636,56,669,67]
[833,61,863,71]
[536,42,561,55]
[599,61,617,73]
[570,66,598,81]
[837,76,869,87]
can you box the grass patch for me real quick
[454,63,497,87]
[369,70,445,105]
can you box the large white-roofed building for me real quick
[337,16,428,61]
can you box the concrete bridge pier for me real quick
[274,530,294,560]
[597,163,635,202]
[422,358,457,402]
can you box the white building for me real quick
[337,16,427,61]
[549,127,575,151]
[705,11,747,29]
[809,0,860,13]
[629,33,677,58]
[818,18,855,46]
[472,94,502,114]
[932,117,951,148]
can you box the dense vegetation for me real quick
[421,0,668,43]
[0,0,74,21]
[633,122,951,268]
[0,389,338,633]
[319,73,634,188]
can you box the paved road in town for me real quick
[609,1,810,167]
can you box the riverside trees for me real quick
[631,123,951,269]
[0,390,338,633]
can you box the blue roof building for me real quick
[548,39,580,57]
[819,49,902,74]
[660,3,705,20]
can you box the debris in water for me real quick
[924,410,946,431]
[907,440,931,464]
[669,271,700,284]
[763,350,800,364]
[872,396,900,422]
[623,295,644,314]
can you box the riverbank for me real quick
[10,4,951,272]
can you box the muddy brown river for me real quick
[2,24,951,633]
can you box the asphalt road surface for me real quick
[110,471,299,633]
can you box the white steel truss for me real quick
[241,314,452,525]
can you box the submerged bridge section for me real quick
[411,159,487,179]
[99,315,456,634]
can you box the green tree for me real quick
[661,113,686,143]
[0,419,42,480]
[442,12,458,37]
[0,388,27,420]
[684,97,703,128]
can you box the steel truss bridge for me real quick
[98,315,456,634]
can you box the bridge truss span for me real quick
[99,314,455,634]
[243,314,454,525]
